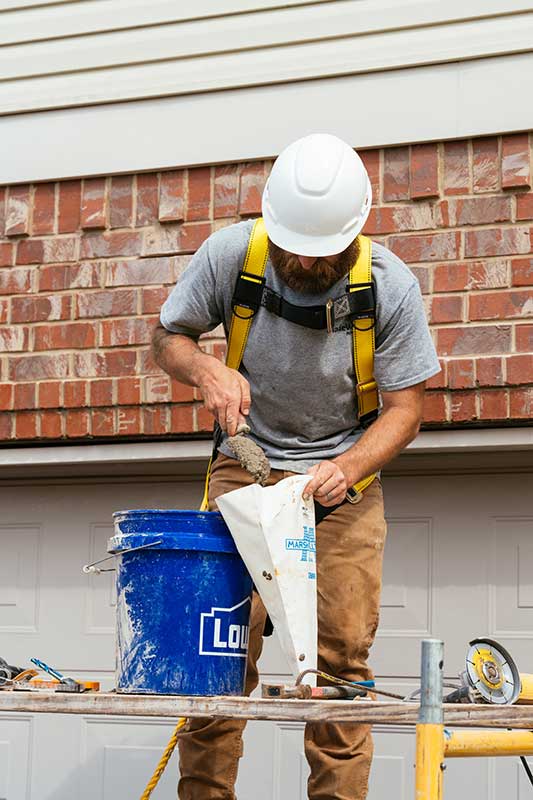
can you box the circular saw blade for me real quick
[466,638,520,704]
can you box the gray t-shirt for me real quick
[161,219,440,472]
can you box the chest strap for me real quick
[232,279,376,332]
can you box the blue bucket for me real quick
[109,509,253,696]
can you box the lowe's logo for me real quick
[199,596,251,658]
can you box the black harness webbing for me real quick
[232,271,376,334]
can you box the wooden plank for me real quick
[1,692,533,728]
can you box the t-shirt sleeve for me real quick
[160,237,225,339]
[374,281,441,392]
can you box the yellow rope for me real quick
[140,717,187,799]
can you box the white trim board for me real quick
[0,428,531,481]
[0,439,212,470]
[2,51,533,185]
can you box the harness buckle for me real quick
[328,282,376,332]
[356,379,378,401]
[231,271,266,319]
[356,380,379,428]
[345,282,376,319]
[262,286,282,317]
[326,299,334,334]
[346,486,363,504]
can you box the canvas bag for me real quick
[217,474,317,683]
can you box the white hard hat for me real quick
[262,133,372,257]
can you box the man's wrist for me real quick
[190,350,222,389]
[334,451,361,488]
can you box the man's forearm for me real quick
[151,324,252,435]
[334,405,420,487]
[151,324,219,388]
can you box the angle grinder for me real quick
[445,638,533,705]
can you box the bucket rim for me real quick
[112,508,224,520]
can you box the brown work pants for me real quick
[178,454,387,800]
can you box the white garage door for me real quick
[1,471,532,799]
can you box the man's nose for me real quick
[297,256,317,270]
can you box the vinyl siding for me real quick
[1,0,532,115]
[1,0,532,182]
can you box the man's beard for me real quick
[268,238,360,295]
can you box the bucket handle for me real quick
[82,539,163,574]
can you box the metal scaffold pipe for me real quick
[419,639,444,724]
[416,639,445,800]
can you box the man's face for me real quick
[268,238,359,294]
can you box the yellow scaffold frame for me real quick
[415,639,533,800]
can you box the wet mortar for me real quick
[226,426,271,486]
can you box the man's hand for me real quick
[303,459,349,507]
[302,383,426,509]
[196,359,251,437]
[151,324,251,437]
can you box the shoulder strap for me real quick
[346,234,379,503]
[226,218,269,370]
[348,235,378,427]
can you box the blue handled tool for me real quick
[30,658,79,690]
[31,658,64,681]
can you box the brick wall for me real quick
[0,134,532,443]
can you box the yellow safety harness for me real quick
[200,218,378,511]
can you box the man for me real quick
[152,133,441,800]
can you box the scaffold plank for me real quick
[1,692,533,728]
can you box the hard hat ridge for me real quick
[294,134,344,196]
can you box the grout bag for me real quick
[217,474,317,683]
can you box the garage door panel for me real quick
[443,750,491,797]
[0,715,32,800]
[491,517,533,635]
[494,755,533,798]
[429,511,492,677]
[85,523,116,635]
[238,720,278,799]
[380,518,432,633]
[29,713,81,800]
[271,722,308,800]
[80,718,180,800]
[0,524,41,634]
[374,517,433,675]
[370,727,414,799]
